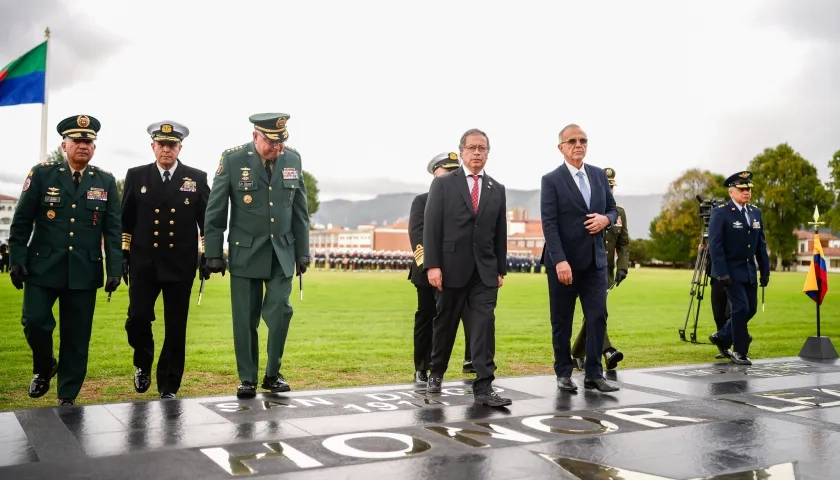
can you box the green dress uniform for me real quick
[8,115,122,403]
[204,113,310,396]
[571,168,630,366]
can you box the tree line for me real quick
[628,144,840,270]
[45,146,322,217]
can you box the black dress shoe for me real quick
[237,382,257,399]
[604,349,624,370]
[134,368,151,393]
[59,398,75,407]
[584,377,620,392]
[709,333,731,358]
[557,376,578,392]
[462,361,476,374]
[474,390,512,407]
[28,358,58,398]
[261,374,291,393]
[572,358,585,371]
[427,376,442,393]
[160,393,176,399]
[414,370,428,383]
[730,352,752,365]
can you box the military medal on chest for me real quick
[239,167,255,190]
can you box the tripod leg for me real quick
[681,242,706,341]
[690,246,709,343]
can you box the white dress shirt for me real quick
[565,161,590,195]
[156,160,179,181]
[463,164,485,204]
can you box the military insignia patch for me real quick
[216,156,224,175]
[616,216,623,227]
[180,180,197,192]
[282,168,299,180]
[276,118,287,129]
[141,186,147,194]
[46,210,56,219]
[739,172,750,178]
[22,177,31,192]
[87,187,108,201]
[184,198,190,205]
[77,115,90,128]
[161,124,173,134]
[28,170,33,177]
[243,194,253,204]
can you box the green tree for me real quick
[115,178,125,202]
[46,145,63,163]
[748,143,833,270]
[823,149,840,230]
[648,169,728,263]
[629,238,651,264]
[303,170,320,217]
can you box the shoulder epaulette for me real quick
[718,204,726,208]
[92,165,113,176]
[223,143,248,155]
[36,161,59,168]
[616,204,623,209]
[285,145,299,153]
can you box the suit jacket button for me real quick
[271,234,275,238]
[71,204,76,209]
[154,243,158,248]
[169,220,174,225]
[171,208,175,213]
[169,244,174,248]
[155,209,160,213]
[155,220,159,224]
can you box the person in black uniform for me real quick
[707,171,770,365]
[408,152,473,384]
[121,121,211,398]
[0,242,9,273]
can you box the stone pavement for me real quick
[2,356,840,479]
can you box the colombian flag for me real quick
[0,41,47,107]
[803,232,828,305]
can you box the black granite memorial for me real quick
[1,356,839,479]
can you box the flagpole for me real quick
[815,222,821,338]
[799,205,837,360]
[38,27,50,162]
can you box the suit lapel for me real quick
[452,168,476,216]
[583,164,601,211]
[57,161,75,197]
[476,173,494,220]
[559,163,587,210]
[165,161,186,198]
[270,152,286,188]
[72,165,95,202]
[247,143,270,186]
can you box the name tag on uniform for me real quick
[180,179,197,192]
[282,168,298,180]
[752,221,761,229]
[87,187,107,201]
[44,195,61,203]
[239,180,255,188]
[732,221,744,229]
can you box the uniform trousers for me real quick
[230,252,293,384]
[125,274,194,394]
[22,283,97,399]
[430,268,498,395]
[414,285,471,372]
[716,281,757,355]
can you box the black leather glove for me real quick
[296,256,310,276]
[760,276,769,287]
[122,250,130,286]
[199,254,211,280]
[10,264,27,290]
[718,275,732,286]
[104,276,121,293]
[207,258,226,276]
[615,269,628,286]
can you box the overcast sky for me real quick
[1,0,838,201]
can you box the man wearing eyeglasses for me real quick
[203,113,311,399]
[424,129,511,407]
[540,124,620,393]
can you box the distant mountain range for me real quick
[312,190,664,240]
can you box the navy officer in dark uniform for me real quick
[121,120,211,398]
[707,171,770,365]
[408,152,473,383]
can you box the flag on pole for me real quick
[0,41,47,107]
[803,232,828,305]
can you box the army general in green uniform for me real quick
[8,115,122,406]
[204,113,310,399]
[571,167,629,370]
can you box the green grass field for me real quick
[0,268,836,411]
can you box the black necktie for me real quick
[265,160,274,180]
[73,171,80,189]
[163,170,171,184]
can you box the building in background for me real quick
[794,229,840,272]
[0,195,18,243]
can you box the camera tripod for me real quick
[679,225,711,344]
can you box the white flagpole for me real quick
[38,27,50,162]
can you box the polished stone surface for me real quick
[2,357,839,479]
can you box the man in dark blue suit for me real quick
[708,171,770,365]
[540,124,619,392]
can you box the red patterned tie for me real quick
[470,175,480,213]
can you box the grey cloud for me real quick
[713,1,840,173]
[0,0,127,91]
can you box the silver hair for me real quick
[558,123,581,142]
[459,128,490,152]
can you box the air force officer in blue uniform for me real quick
[708,171,770,365]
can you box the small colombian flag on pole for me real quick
[0,40,47,107]
[803,231,829,305]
